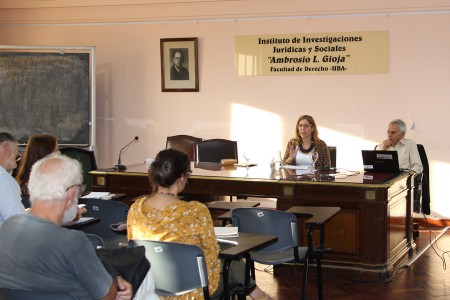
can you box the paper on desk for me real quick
[284,165,309,170]
[82,192,110,199]
[214,227,239,237]
[234,163,258,167]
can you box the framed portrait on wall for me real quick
[160,37,199,92]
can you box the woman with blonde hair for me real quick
[283,115,331,170]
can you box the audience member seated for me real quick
[15,133,60,195]
[127,149,269,300]
[283,115,331,170]
[14,133,86,218]
[0,132,25,225]
[0,155,133,300]
[127,149,221,299]
[376,118,423,173]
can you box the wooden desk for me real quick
[91,163,415,279]
[207,201,260,226]
[218,232,278,300]
[207,201,260,211]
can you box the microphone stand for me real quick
[114,136,138,171]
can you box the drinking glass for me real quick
[244,152,251,167]
[310,152,319,173]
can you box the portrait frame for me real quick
[160,37,199,92]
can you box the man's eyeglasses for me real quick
[66,184,87,196]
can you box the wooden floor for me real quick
[251,226,450,300]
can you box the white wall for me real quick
[1,4,449,219]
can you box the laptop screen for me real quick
[361,150,401,173]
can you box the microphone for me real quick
[114,136,139,171]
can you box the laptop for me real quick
[361,150,401,173]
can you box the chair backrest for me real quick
[231,208,298,253]
[0,287,77,300]
[21,194,31,209]
[417,144,429,176]
[166,135,202,161]
[194,139,238,163]
[327,146,337,168]
[59,147,97,191]
[85,233,105,249]
[128,239,211,300]
[80,198,129,241]
[417,144,430,214]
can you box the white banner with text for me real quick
[235,31,388,76]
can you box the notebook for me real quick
[214,226,239,238]
[62,217,98,228]
[361,150,401,173]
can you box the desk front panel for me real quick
[276,174,412,279]
[91,164,413,278]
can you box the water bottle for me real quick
[272,151,282,170]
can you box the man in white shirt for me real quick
[0,132,25,225]
[377,119,423,173]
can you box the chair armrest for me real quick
[287,206,341,258]
[286,206,340,227]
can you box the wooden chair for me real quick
[166,135,202,161]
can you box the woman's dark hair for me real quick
[16,134,58,195]
[148,149,190,195]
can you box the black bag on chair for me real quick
[96,246,150,296]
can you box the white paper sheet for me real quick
[214,226,239,237]
[82,192,110,199]
[283,165,309,170]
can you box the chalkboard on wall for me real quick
[0,49,93,146]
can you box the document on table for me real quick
[283,165,309,170]
[215,227,239,245]
[214,226,239,238]
[82,192,114,199]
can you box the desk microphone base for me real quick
[113,164,127,171]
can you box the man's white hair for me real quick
[28,154,83,204]
[390,119,407,134]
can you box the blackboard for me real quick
[0,51,91,146]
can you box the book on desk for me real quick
[214,226,238,237]
[82,192,126,200]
